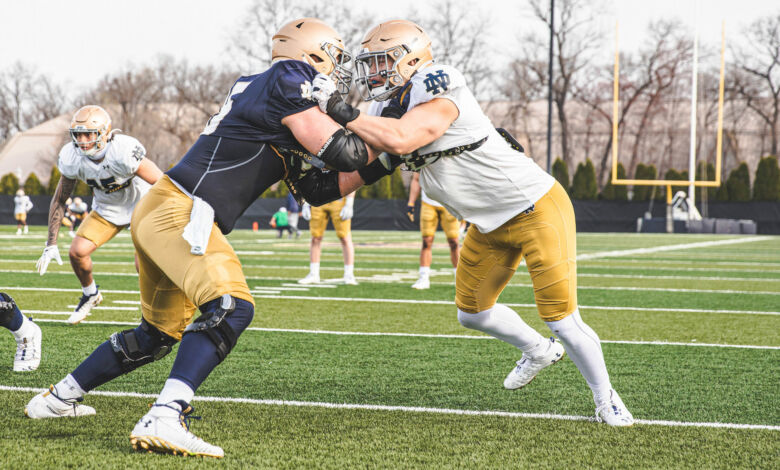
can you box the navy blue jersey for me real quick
[167,60,319,234]
[201,60,318,146]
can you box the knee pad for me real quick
[0,293,20,328]
[183,295,254,363]
[110,319,178,373]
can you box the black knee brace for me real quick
[109,318,177,373]
[183,295,253,363]
[0,293,16,328]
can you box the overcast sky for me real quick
[0,0,777,93]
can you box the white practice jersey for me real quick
[57,134,151,226]
[420,188,442,208]
[68,201,89,214]
[14,195,33,214]
[368,64,554,233]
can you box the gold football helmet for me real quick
[69,105,112,159]
[355,20,434,101]
[272,18,353,94]
[16,189,24,197]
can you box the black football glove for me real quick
[406,204,416,223]
[325,94,360,127]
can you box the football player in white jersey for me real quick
[36,105,163,324]
[316,20,633,426]
[14,189,34,235]
[406,172,460,289]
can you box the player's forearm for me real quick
[47,178,75,246]
[407,175,421,205]
[346,115,412,156]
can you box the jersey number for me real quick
[202,80,251,135]
[86,176,129,193]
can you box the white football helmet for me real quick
[272,18,353,95]
[69,105,112,160]
[355,20,434,102]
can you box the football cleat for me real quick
[68,290,103,324]
[297,273,321,285]
[25,385,96,418]
[13,320,42,372]
[130,400,224,458]
[342,274,358,285]
[504,337,565,390]
[411,277,430,290]
[595,389,635,427]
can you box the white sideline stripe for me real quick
[578,273,780,282]
[1,385,776,431]
[4,286,778,316]
[3,269,778,296]
[26,318,780,350]
[252,295,780,316]
[577,236,772,261]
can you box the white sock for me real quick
[54,374,87,401]
[419,266,431,278]
[156,378,195,405]
[11,315,32,339]
[344,264,354,277]
[82,281,97,296]
[545,308,612,403]
[457,304,546,352]
[309,262,320,277]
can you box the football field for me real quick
[0,226,778,468]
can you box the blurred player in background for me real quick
[14,189,33,235]
[1,293,41,372]
[25,17,382,458]
[285,191,301,238]
[66,197,89,237]
[270,206,293,238]
[35,105,163,325]
[316,19,633,426]
[406,172,459,289]
[299,191,357,285]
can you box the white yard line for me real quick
[26,318,780,350]
[576,236,773,261]
[0,385,776,431]
[3,286,778,316]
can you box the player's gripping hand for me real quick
[312,73,337,113]
[302,203,312,221]
[406,204,416,223]
[36,244,63,275]
[340,198,354,221]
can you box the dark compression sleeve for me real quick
[317,128,369,172]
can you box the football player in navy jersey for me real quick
[25,18,393,458]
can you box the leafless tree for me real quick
[729,12,780,155]
[0,62,68,141]
[421,0,494,99]
[524,0,605,166]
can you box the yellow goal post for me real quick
[610,21,726,205]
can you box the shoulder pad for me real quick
[107,135,146,176]
[57,143,81,179]
[407,64,466,108]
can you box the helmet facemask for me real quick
[70,127,108,159]
[355,46,410,102]
[319,40,353,95]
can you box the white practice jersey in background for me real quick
[368,64,554,233]
[14,195,33,214]
[57,134,151,226]
[420,188,442,208]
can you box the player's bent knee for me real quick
[183,295,254,363]
[109,318,178,373]
[457,308,480,328]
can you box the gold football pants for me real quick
[455,181,577,322]
[309,197,351,238]
[420,202,460,239]
[131,176,254,340]
[76,211,125,248]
